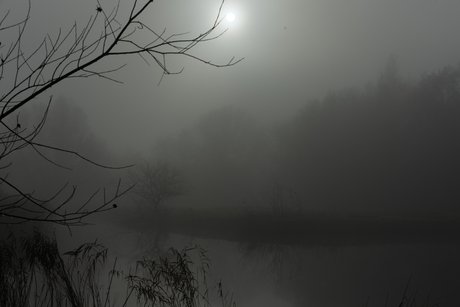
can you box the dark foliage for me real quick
[273,60,460,212]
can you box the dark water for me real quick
[171,237,460,307]
[89,223,460,307]
[70,223,460,307]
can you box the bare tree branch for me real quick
[0,0,242,120]
[0,0,240,226]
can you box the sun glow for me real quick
[226,12,235,22]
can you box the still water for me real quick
[96,225,460,307]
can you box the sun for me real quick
[226,12,235,22]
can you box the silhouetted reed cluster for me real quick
[0,229,234,307]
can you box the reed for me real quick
[0,229,233,307]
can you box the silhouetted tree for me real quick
[129,160,186,214]
[152,106,269,207]
[376,55,409,103]
[416,65,460,105]
[0,0,240,226]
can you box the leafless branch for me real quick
[0,177,134,227]
[0,0,242,120]
[0,0,240,226]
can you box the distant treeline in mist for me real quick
[273,59,460,212]
[6,59,460,216]
[151,59,460,213]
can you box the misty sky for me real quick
[3,2,460,304]
[2,0,460,154]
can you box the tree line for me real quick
[131,58,460,215]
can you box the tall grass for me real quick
[0,229,234,307]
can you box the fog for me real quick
[1,0,460,306]
[3,0,459,153]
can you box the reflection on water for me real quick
[238,241,304,283]
[158,236,460,307]
[94,221,460,307]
